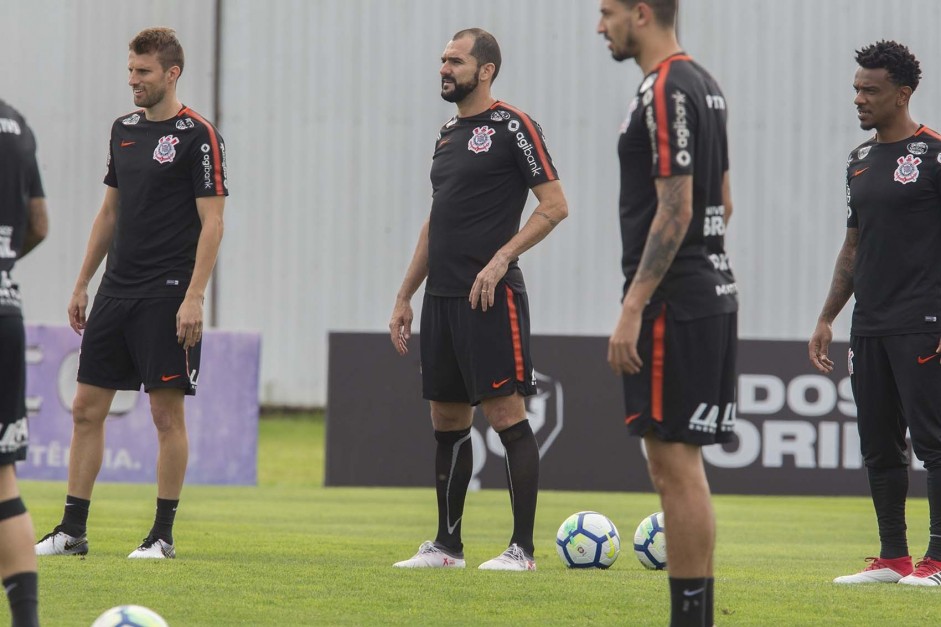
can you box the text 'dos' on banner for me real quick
[326,332,926,496]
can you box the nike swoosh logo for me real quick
[120,140,136,147]
[853,167,869,177]
[161,374,182,381]
[625,412,642,425]
[683,587,705,597]
[446,432,472,534]
[3,584,16,595]
[64,539,84,551]
[605,534,617,559]
[491,377,511,389]
[917,354,939,364]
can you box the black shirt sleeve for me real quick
[103,127,118,188]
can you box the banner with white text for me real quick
[19,325,261,485]
[326,332,927,496]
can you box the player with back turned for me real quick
[0,97,49,627]
[598,1,737,624]
[389,28,568,571]
[810,40,941,586]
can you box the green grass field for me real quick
[8,413,941,626]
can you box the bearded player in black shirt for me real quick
[810,41,941,587]
[36,28,227,560]
[599,1,738,625]
[389,28,568,571]
[0,98,48,627]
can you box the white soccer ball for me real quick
[555,510,621,569]
[91,604,168,627]
[633,511,667,570]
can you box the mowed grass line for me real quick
[7,414,940,625]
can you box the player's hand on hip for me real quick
[67,290,89,335]
[470,256,509,312]
[608,310,643,375]
[808,320,835,373]
[177,294,204,349]
[389,299,413,356]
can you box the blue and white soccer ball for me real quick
[633,511,667,570]
[91,605,168,627]
[556,511,621,569]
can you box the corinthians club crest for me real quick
[153,134,180,164]
[468,125,496,154]
[894,153,921,184]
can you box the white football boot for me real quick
[128,536,175,559]
[478,543,536,571]
[35,528,88,556]
[833,556,912,583]
[393,541,465,568]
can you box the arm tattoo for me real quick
[819,229,858,322]
[534,211,559,227]
[635,177,691,285]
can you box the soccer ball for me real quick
[633,511,667,570]
[555,511,621,569]
[91,605,168,627]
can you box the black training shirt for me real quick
[617,53,737,320]
[101,106,227,298]
[0,99,45,316]
[846,126,941,336]
[426,101,559,296]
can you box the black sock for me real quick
[149,498,179,544]
[867,466,909,558]
[927,467,941,560]
[433,428,472,556]
[3,571,39,627]
[705,578,714,627]
[669,577,707,627]
[60,495,90,537]
[499,419,539,557]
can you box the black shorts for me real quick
[850,333,941,470]
[0,315,28,465]
[78,295,200,396]
[622,305,737,445]
[420,284,537,405]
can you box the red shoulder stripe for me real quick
[181,108,225,195]
[497,103,557,182]
[652,55,692,178]
[915,126,941,141]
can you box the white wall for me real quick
[4,0,940,407]
[681,0,941,341]
[2,0,217,319]
[216,0,631,405]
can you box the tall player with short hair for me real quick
[598,1,737,624]
[0,97,48,627]
[389,28,568,571]
[810,40,941,586]
[35,27,227,559]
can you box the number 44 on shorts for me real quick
[687,402,736,434]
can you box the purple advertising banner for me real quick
[326,333,928,497]
[20,325,260,485]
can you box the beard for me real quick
[134,84,167,109]
[609,24,639,62]
[440,72,480,103]
[857,111,876,131]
